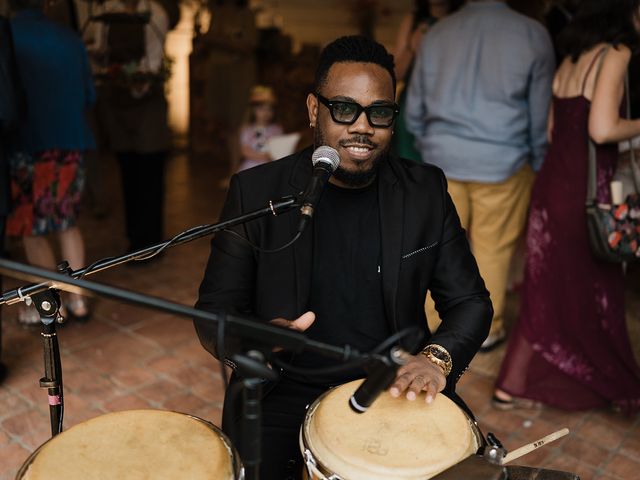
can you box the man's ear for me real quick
[306,93,318,128]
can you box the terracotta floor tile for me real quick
[15,384,47,408]
[145,354,186,374]
[478,406,544,438]
[132,316,197,350]
[1,409,48,439]
[0,391,30,422]
[163,392,207,414]
[191,378,226,405]
[136,379,184,407]
[61,368,115,400]
[99,302,149,327]
[538,406,588,431]
[576,417,627,451]
[14,427,50,451]
[589,409,639,434]
[56,318,119,350]
[168,364,219,389]
[619,432,640,461]
[604,453,640,479]
[0,443,31,479]
[172,341,221,368]
[108,366,157,389]
[103,393,153,412]
[561,435,613,468]
[71,332,161,374]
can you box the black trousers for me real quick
[117,151,166,251]
[222,376,328,480]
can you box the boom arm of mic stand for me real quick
[0,195,299,306]
[0,259,358,363]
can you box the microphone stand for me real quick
[0,258,370,480]
[0,195,296,442]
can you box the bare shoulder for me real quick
[598,43,631,81]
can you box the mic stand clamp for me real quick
[31,261,72,437]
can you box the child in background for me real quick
[237,85,283,172]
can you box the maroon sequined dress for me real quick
[496,94,640,411]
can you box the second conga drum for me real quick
[300,380,481,480]
[16,409,243,480]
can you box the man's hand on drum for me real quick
[269,311,316,351]
[389,354,446,404]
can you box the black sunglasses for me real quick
[315,94,399,128]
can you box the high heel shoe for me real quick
[491,393,542,411]
[18,306,41,328]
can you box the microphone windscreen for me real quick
[311,146,340,171]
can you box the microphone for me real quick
[297,146,340,233]
[349,347,407,414]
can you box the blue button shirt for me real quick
[10,10,95,154]
[405,1,555,183]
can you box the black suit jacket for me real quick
[195,146,492,388]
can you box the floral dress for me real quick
[7,149,84,237]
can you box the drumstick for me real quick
[501,428,569,465]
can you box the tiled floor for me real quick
[0,149,638,479]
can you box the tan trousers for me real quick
[426,165,535,335]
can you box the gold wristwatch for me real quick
[420,344,452,377]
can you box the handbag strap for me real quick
[587,48,640,204]
[624,73,640,193]
[587,48,610,204]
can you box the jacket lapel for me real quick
[378,158,403,331]
[288,148,314,314]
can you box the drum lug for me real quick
[303,448,316,469]
[304,449,342,480]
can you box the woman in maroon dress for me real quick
[494,0,640,412]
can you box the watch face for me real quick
[430,348,447,361]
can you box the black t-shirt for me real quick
[289,178,390,385]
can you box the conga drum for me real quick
[16,410,243,479]
[300,380,482,480]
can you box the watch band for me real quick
[420,344,452,377]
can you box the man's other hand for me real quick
[389,354,446,404]
[269,311,316,331]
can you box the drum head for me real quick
[18,410,238,480]
[302,380,480,480]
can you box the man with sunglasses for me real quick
[195,35,492,479]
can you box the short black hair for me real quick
[314,35,396,94]
[559,0,640,61]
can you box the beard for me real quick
[314,127,388,188]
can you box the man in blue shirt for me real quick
[405,0,555,350]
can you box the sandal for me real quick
[65,297,91,323]
[491,393,543,411]
[18,306,41,328]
